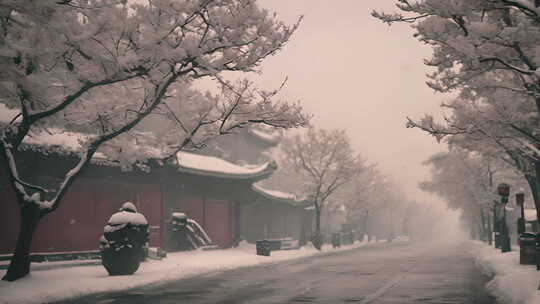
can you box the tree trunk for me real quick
[299,212,307,247]
[486,211,492,245]
[479,209,487,242]
[311,203,322,251]
[2,204,43,281]
[315,204,321,233]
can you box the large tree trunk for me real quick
[479,209,487,242]
[529,165,540,224]
[2,203,43,281]
[315,205,321,232]
[311,203,322,250]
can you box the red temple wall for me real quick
[0,173,163,254]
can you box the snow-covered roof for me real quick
[247,127,280,146]
[1,106,276,180]
[524,209,537,222]
[1,126,113,165]
[251,183,308,206]
[23,130,85,151]
[175,151,276,180]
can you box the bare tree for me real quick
[280,128,364,249]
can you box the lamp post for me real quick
[516,190,526,235]
[493,200,501,248]
[497,183,511,253]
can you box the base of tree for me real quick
[2,205,41,282]
[311,232,323,251]
[2,267,29,282]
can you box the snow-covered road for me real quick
[51,241,496,304]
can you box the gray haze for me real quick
[250,1,450,206]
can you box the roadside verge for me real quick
[472,241,540,304]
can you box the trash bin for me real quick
[267,239,282,251]
[256,240,271,256]
[332,232,341,248]
[341,232,354,245]
[519,232,537,265]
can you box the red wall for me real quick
[0,175,163,254]
[172,196,234,248]
[205,199,232,248]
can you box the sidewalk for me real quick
[471,241,540,304]
[0,241,374,304]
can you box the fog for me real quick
[244,0,462,235]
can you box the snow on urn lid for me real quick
[108,211,148,226]
[119,202,137,213]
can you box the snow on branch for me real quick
[0,0,309,214]
[406,116,469,143]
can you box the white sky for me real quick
[249,1,450,206]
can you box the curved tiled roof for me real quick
[246,127,280,146]
[1,121,276,180]
[251,183,309,207]
[175,151,276,180]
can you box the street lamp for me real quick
[497,183,511,253]
[516,190,525,234]
[492,200,501,248]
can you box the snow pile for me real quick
[473,242,540,304]
[0,241,369,304]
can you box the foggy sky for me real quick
[251,1,451,206]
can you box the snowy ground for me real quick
[0,241,371,304]
[50,240,493,304]
[472,241,540,304]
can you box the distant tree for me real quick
[337,164,384,237]
[280,128,364,249]
[0,0,309,281]
[421,150,496,239]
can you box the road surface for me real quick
[53,241,496,304]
